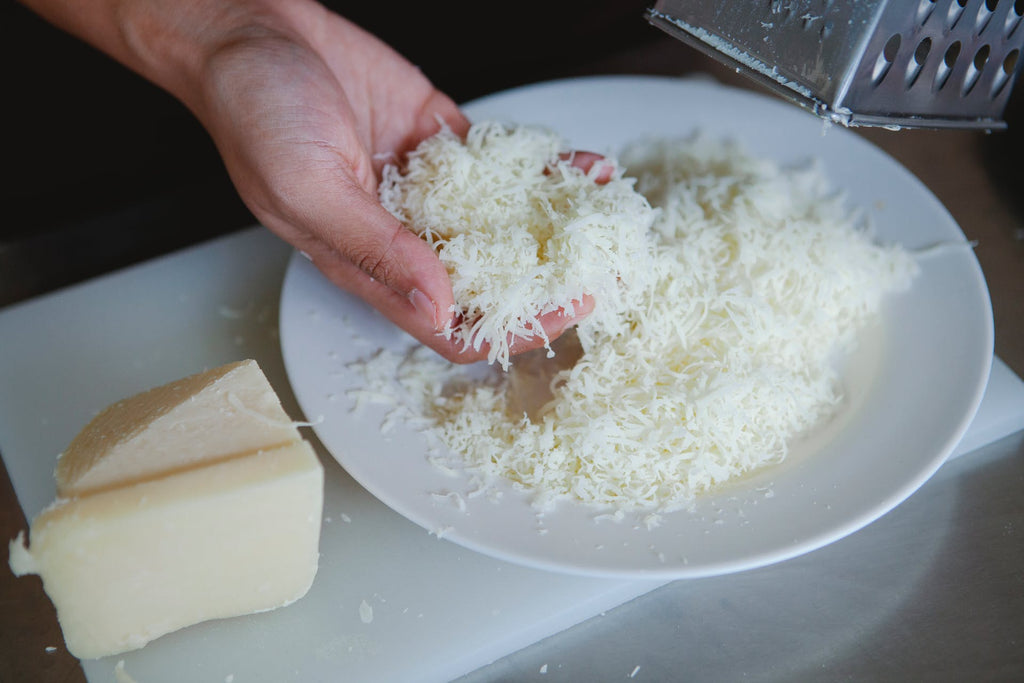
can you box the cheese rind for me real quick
[55,360,301,497]
[10,440,323,660]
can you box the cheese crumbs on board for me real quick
[363,129,918,514]
[379,121,657,369]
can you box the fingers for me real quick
[296,237,462,354]
[373,89,471,176]
[457,296,595,364]
[305,184,455,333]
[311,240,595,366]
[415,90,471,140]
[293,141,599,367]
[561,151,615,184]
[307,238,594,366]
[306,187,595,364]
[506,295,596,357]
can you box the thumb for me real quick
[320,185,453,331]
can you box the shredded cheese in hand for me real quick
[379,121,656,369]
[361,132,918,514]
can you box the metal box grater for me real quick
[647,0,1024,130]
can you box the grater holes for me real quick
[947,0,968,30]
[915,37,933,63]
[992,48,1020,96]
[872,34,902,84]
[963,44,991,94]
[918,0,938,24]
[977,0,996,32]
[906,37,932,87]
[975,43,992,69]
[1008,0,1024,36]
[1005,48,1020,73]
[935,40,961,90]
[946,40,963,66]
[884,34,902,62]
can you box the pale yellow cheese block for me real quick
[55,359,302,497]
[8,359,324,660]
[10,440,323,660]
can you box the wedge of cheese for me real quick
[8,360,324,660]
[55,359,303,497]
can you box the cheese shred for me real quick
[363,127,918,514]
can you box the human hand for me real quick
[178,2,476,359]
[177,1,604,363]
[26,0,594,363]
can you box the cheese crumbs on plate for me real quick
[365,125,918,514]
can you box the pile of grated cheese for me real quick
[379,121,657,369]
[360,129,918,514]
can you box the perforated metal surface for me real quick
[649,0,1024,129]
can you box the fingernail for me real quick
[409,289,440,330]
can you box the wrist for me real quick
[113,0,319,114]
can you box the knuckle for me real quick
[350,223,403,284]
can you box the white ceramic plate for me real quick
[279,76,993,579]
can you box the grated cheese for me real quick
[359,132,918,514]
[114,661,139,683]
[358,599,374,624]
[379,121,657,369]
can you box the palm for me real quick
[198,15,464,233]
[190,8,585,363]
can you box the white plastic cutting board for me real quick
[2,228,1021,683]
[0,229,661,683]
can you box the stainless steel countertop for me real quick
[460,432,1024,682]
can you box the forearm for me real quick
[16,0,318,116]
